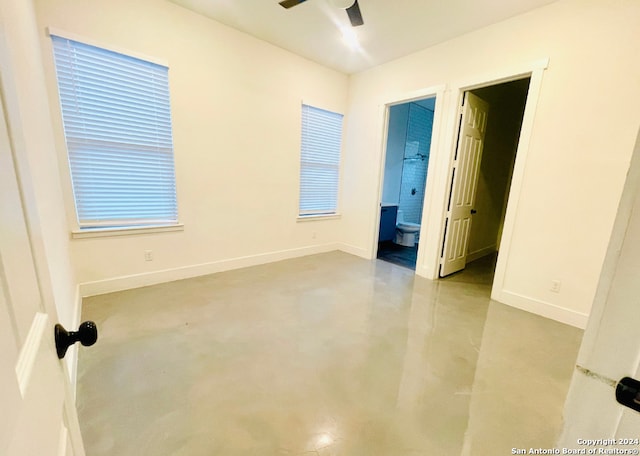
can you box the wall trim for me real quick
[495,289,588,329]
[79,243,344,297]
[46,27,168,67]
[466,245,497,263]
[338,242,371,259]
[490,62,548,307]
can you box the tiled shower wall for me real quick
[398,103,434,224]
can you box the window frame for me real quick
[297,103,344,220]
[48,29,181,236]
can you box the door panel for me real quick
[0,106,76,455]
[0,279,20,450]
[0,107,80,456]
[440,92,489,277]
[6,317,67,454]
[0,104,42,344]
[0,35,84,456]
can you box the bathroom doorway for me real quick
[377,96,436,270]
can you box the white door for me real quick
[559,129,640,446]
[0,40,86,456]
[440,92,489,277]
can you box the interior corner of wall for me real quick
[338,242,371,259]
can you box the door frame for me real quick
[372,59,548,296]
[433,60,549,288]
[371,85,446,268]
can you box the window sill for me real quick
[71,223,184,239]
[297,214,341,222]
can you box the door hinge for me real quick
[459,93,467,112]
[440,216,450,260]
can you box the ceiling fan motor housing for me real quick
[331,0,356,9]
[279,0,363,27]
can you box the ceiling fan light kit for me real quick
[279,0,364,27]
[340,26,360,49]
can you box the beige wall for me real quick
[342,0,640,325]
[35,0,349,293]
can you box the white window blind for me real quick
[50,34,177,229]
[299,104,343,216]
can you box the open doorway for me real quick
[440,78,530,279]
[377,96,436,270]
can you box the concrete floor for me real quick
[77,251,583,455]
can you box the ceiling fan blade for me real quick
[279,0,308,8]
[346,0,363,26]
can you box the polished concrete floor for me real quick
[77,252,583,456]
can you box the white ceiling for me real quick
[168,0,558,74]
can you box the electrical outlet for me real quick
[551,279,561,293]
[144,250,153,261]
[312,231,317,239]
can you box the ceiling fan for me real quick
[279,0,364,27]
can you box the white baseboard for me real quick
[79,243,343,297]
[338,242,371,259]
[494,289,589,329]
[467,244,497,263]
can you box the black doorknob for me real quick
[616,377,640,413]
[55,321,98,359]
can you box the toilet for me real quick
[395,210,421,247]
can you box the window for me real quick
[299,104,343,217]
[50,34,177,230]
